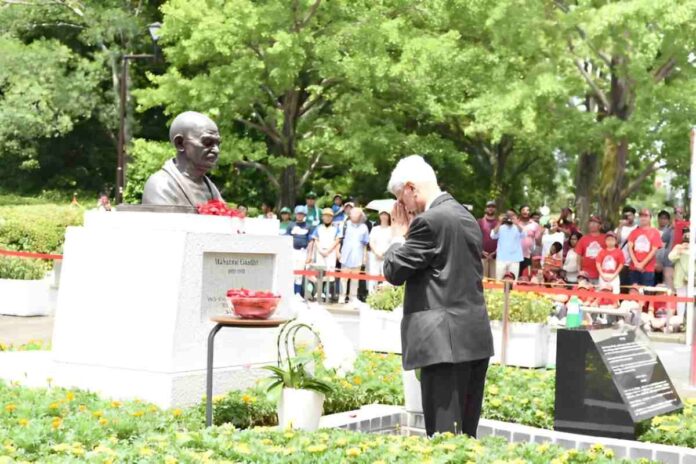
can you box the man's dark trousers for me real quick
[420,358,489,437]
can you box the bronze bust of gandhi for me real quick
[142,111,223,207]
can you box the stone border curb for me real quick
[320,406,696,464]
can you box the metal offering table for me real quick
[206,315,288,426]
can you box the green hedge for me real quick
[0,204,83,254]
[0,203,82,279]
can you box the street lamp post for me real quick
[115,22,161,205]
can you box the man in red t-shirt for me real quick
[576,215,606,283]
[595,231,624,293]
[628,208,663,286]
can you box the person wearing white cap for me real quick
[367,209,392,293]
[308,208,341,299]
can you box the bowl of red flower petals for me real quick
[226,288,281,319]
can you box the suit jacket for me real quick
[384,193,494,370]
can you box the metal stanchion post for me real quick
[316,269,325,303]
[501,281,511,366]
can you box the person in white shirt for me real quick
[368,210,393,293]
[563,231,582,283]
[541,220,566,262]
[308,208,341,299]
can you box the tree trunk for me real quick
[279,165,297,209]
[574,151,598,233]
[491,136,512,209]
[595,56,632,231]
[597,138,629,230]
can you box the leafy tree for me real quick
[0,0,165,195]
[476,0,696,227]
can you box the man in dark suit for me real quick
[383,155,494,437]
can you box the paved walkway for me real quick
[0,314,693,398]
[0,315,54,346]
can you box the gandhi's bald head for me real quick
[169,111,221,178]
[169,111,218,146]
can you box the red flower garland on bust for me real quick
[197,199,243,218]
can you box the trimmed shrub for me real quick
[0,257,47,280]
[0,203,81,279]
[0,204,83,254]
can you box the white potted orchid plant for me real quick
[265,298,356,431]
[264,320,333,431]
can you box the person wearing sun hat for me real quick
[367,208,392,292]
[307,207,341,299]
[575,215,605,284]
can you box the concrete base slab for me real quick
[0,350,268,408]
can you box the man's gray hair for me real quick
[387,155,438,196]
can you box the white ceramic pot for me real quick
[490,321,549,368]
[0,278,50,316]
[277,388,325,431]
[402,369,423,413]
[359,305,402,353]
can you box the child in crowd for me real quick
[576,271,596,325]
[308,208,341,300]
[619,286,643,326]
[643,284,681,333]
[543,242,564,274]
[595,231,624,294]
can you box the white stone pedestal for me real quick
[47,211,293,407]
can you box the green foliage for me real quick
[0,1,166,196]
[0,349,692,453]
[123,139,172,203]
[0,258,47,281]
[0,203,82,279]
[207,387,277,430]
[484,365,555,430]
[0,377,633,464]
[210,351,403,427]
[485,290,554,324]
[0,339,50,352]
[263,362,333,396]
[0,204,83,254]
[364,286,553,322]
[640,400,696,449]
[365,285,404,312]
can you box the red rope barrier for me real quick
[1,246,690,304]
[293,270,693,303]
[0,249,63,260]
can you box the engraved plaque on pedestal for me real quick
[201,252,275,317]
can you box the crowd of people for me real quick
[265,193,392,305]
[478,203,691,333]
[253,192,691,333]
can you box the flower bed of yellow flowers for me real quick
[1,347,692,457]
[485,290,552,323]
[0,377,641,463]
[208,352,694,449]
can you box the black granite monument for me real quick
[555,325,682,440]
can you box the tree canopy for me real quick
[1,0,695,222]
